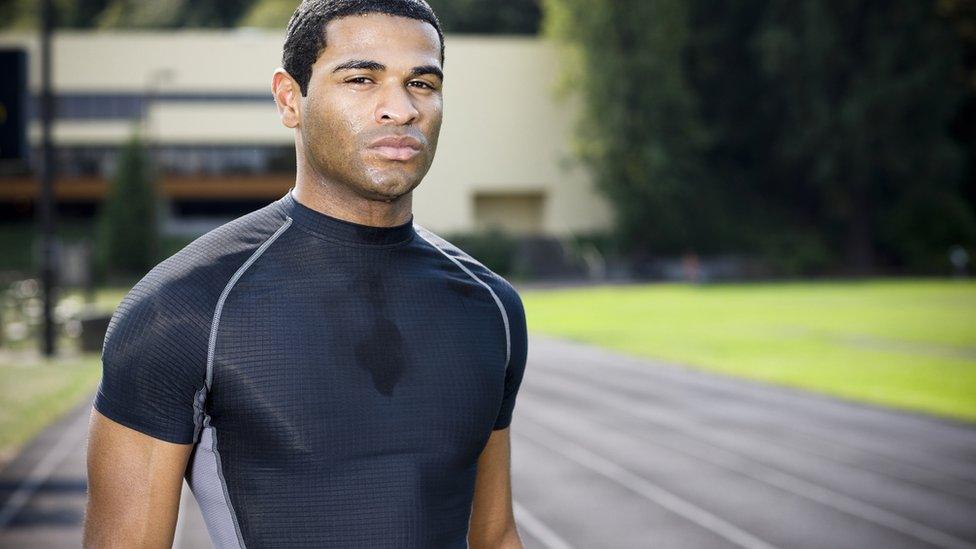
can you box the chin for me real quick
[358,182,408,202]
[362,173,419,199]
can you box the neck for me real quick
[294,159,413,229]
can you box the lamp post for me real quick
[141,68,174,146]
[140,68,173,262]
[37,0,56,357]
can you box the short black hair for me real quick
[282,0,444,97]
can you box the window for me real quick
[473,191,546,235]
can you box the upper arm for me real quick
[84,407,193,548]
[468,427,521,548]
[84,274,212,546]
[93,278,210,445]
[470,282,527,546]
[492,284,528,431]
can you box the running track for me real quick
[1,334,974,548]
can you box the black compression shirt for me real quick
[92,186,528,548]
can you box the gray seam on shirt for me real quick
[414,227,512,371]
[194,216,292,547]
[206,216,293,390]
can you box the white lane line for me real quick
[0,405,92,528]
[512,499,575,549]
[530,338,976,480]
[531,359,976,498]
[531,334,976,444]
[513,417,778,549]
[526,371,976,549]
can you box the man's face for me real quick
[299,13,443,203]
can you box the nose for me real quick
[374,82,420,125]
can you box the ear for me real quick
[272,68,302,129]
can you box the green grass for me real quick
[521,278,976,422]
[0,286,128,463]
[0,352,103,463]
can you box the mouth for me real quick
[368,146,422,161]
[367,134,423,162]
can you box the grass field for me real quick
[521,278,976,422]
[0,287,125,465]
[0,352,102,465]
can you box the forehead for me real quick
[317,12,441,66]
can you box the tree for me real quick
[238,0,543,33]
[1,0,255,29]
[545,0,976,274]
[543,0,726,260]
[93,0,253,28]
[939,0,976,229]
[238,0,296,28]
[427,0,541,34]
[755,0,975,273]
[94,132,160,282]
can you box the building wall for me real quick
[0,30,613,236]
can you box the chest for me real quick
[206,262,508,465]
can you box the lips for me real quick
[367,135,422,161]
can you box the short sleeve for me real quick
[92,278,209,445]
[492,286,528,430]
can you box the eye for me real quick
[409,80,437,90]
[345,76,374,85]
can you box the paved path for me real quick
[1,334,975,548]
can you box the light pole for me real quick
[139,68,174,262]
[141,67,175,144]
[38,0,56,357]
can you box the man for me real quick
[83,1,528,547]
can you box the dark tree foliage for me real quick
[755,0,974,273]
[94,133,160,281]
[940,0,976,228]
[544,0,725,261]
[426,0,541,34]
[0,0,543,33]
[547,0,976,275]
[0,0,256,28]
[93,0,254,28]
[685,0,825,270]
[58,0,111,27]
[239,0,541,31]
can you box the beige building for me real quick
[0,30,613,237]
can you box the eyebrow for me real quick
[331,59,443,82]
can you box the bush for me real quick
[442,228,519,277]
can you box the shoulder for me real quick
[96,200,294,443]
[104,200,292,355]
[411,222,524,321]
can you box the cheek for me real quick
[305,97,366,152]
[426,109,443,148]
[429,97,444,124]
[336,91,377,130]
